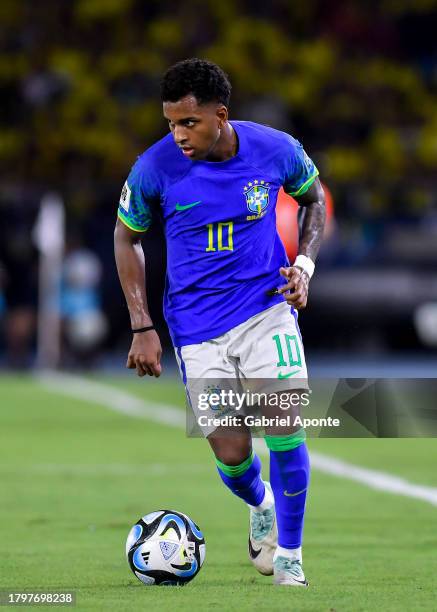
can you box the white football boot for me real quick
[248,481,277,575]
[273,555,308,587]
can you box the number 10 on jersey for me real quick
[206,222,234,252]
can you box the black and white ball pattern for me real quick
[126,510,206,586]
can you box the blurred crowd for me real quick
[1,0,437,366]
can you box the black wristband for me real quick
[132,326,155,334]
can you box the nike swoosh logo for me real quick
[277,370,300,379]
[284,487,307,497]
[175,200,202,211]
[248,538,262,559]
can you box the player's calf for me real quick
[214,449,278,574]
[265,429,310,586]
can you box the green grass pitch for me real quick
[1,374,436,611]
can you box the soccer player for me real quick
[114,59,325,586]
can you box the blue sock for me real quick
[266,432,310,549]
[216,452,266,507]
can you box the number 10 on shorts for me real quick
[272,333,302,368]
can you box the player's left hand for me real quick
[278,266,310,309]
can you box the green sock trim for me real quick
[215,450,254,477]
[265,428,306,451]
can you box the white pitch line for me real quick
[301,451,437,506]
[38,372,437,508]
[37,371,185,427]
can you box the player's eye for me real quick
[168,121,175,130]
[185,120,195,127]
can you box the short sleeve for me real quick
[283,140,319,198]
[117,161,155,232]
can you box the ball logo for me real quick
[159,541,179,560]
[244,180,270,220]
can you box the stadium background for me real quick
[1,2,437,610]
[1,0,437,369]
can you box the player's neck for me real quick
[205,123,238,162]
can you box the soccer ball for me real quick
[126,510,206,586]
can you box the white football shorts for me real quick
[174,301,308,437]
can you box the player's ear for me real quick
[216,104,228,129]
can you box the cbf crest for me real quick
[244,180,270,220]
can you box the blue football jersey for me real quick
[118,121,318,347]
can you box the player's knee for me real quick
[213,443,252,467]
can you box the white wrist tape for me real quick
[293,255,315,279]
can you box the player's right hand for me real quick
[126,330,162,377]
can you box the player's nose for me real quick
[173,126,188,145]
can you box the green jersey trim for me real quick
[286,169,319,198]
[117,211,150,233]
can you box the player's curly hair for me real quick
[160,58,231,107]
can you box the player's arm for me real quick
[279,146,326,309]
[114,217,162,378]
[294,177,326,263]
